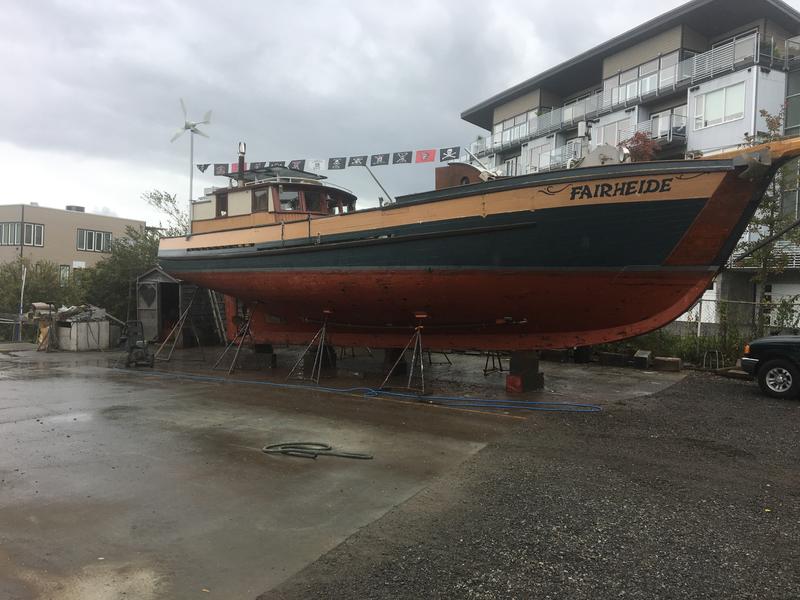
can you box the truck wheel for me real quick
[758,359,799,398]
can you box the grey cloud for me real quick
[0,0,729,199]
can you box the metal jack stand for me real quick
[213,311,253,375]
[154,290,204,363]
[426,350,452,366]
[287,310,335,384]
[483,351,506,376]
[381,313,428,394]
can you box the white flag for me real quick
[307,158,325,172]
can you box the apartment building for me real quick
[0,204,145,281]
[462,0,800,175]
[460,0,800,329]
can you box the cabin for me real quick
[190,166,358,235]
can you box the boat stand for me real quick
[483,351,506,376]
[380,313,428,395]
[426,350,452,366]
[154,290,204,363]
[287,310,336,384]
[212,311,253,375]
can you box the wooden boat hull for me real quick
[159,145,795,350]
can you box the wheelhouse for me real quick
[190,165,357,235]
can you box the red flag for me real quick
[415,149,436,163]
[230,162,248,173]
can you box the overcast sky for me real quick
[3,0,794,226]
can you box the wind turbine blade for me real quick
[201,110,212,124]
[170,128,187,142]
[191,127,209,139]
[179,98,187,120]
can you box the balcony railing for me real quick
[476,32,759,156]
[618,114,688,146]
[522,140,587,174]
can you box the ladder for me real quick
[207,289,227,344]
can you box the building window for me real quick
[786,70,800,137]
[651,105,688,139]
[659,51,679,88]
[22,223,44,247]
[0,222,21,245]
[77,228,112,252]
[693,82,745,130]
[605,51,681,106]
[527,139,552,172]
[59,265,70,286]
[597,118,630,146]
[252,188,269,212]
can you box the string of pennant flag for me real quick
[195,146,462,176]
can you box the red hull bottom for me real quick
[175,269,714,350]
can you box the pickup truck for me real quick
[741,335,800,398]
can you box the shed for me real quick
[136,267,225,344]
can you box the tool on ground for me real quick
[262,442,373,460]
[123,320,155,368]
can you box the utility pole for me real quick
[16,265,27,342]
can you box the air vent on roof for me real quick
[66,205,85,212]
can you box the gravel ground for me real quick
[261,373,800,600]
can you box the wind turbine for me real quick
[170,98,212,219]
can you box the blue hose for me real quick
[122,368,602,413]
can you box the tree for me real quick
[142,190,189,236]
[80,226,161,321]
[0,258,87,339]
[735,106,800,333]
[79,190,188,320]
[620,130,662,162]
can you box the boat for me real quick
[157,139,800,351]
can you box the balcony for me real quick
[475,31,759,157]
[617,114,688,147]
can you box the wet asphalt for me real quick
[2,346,794,599]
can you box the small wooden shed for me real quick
[136,267,224,344]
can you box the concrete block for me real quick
[540,349,569,363]
[505,372,544,393]
[633,349,653,369]
[573,346,593,363]
[238,352,277,370]
[507,351,544,393]
[599,352,628,367]
[653,356,682,372]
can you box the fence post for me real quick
[696,298,703,357]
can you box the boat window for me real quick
[252,188,269,212]
[326,193,341,214]
[216,193,228,217]
[278,189,301,211]
[303,190,325,213]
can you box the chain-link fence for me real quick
[655,297,800,367]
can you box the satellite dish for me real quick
[170,98,212,212]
